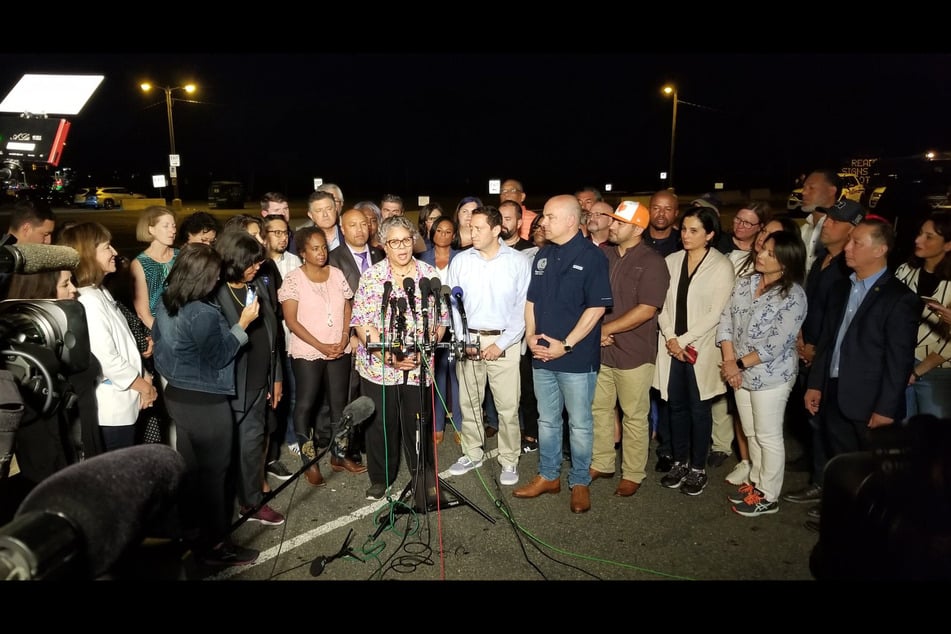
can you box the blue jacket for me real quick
[153,298,248,395]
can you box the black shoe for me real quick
[200,541,259,566]
[782,484,823,504]
[804,519,821,533]
[807,505,821,520]
[655,455,673,473]
[266,460,293,481]
[707,451,730,468]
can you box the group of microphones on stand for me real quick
[368,276,480,369]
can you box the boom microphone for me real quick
[0,444,185,580]
[332,395,376,445]
[0,243,80,275]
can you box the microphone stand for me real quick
[367,292,493,538]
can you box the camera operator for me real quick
[0,199,57,300]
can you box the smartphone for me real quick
[245,286,257,307]
[684,345,698,365]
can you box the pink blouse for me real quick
[278,265,353,360]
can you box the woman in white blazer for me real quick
[653,206,735,496]
[59,222,158,451]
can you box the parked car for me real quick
[207,181,246,209]
[72,187,92,206]
[787,172,865,211]
[82,186,145,209]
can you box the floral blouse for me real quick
[350,258,450,386]
[716,273,808,390]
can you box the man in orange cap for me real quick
[589,201,671,497]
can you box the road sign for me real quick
[169,154,180,167]
[169,166,177,178]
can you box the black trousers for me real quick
[360,376,431,488]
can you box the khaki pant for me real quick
[591,363,654,483]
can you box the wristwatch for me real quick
[736,357,746,370]
[562,340,573,353]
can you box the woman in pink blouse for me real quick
[278,226,357,486]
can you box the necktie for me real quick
[357,251,368,273]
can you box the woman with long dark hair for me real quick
[896,212,951,418]
[153,242,259,566]
[718,231,807,516]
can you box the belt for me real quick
[468,328,504,336]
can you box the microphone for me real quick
[0,444,186,580]
[0,243,80,275]
[418,277,431,345]
[403,277,417,316]
[430,277,443,315]
[418,276,431,303]
[332,395,376,448]
[452,286,469,333]
[380,280,393,320]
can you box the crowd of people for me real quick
[1,169,949,567]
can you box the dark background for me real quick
[1,52,949,201]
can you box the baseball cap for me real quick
[609,200,650,228]
[690,193,721,214]
[823,199,865,225]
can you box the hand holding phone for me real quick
[684,345,698,365]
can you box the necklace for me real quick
[391,262,416,278]
[227,283,245,306]
[307,277,335,328]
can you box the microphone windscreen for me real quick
[441,285,452,298]
[430,277,442,295]
[402,276,416,296]
[418,277,431,298]
[17,444,186,578]
[8,244,80,275]
[342,395,376,425]
[451,286,464,299]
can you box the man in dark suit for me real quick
[805,215,920,461]
[327,208,385,464]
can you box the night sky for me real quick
[1,53,949,203]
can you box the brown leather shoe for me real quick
[330,455,368,474]
[570,484,591,513]
[304,463,325,487]
[485,426,498,438]
[589,467,615,481]
[513,474,561,498]
[614,478,640,497]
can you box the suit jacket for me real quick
[328,243,385,296]
[808,269,920,422]
[215,276,284,413]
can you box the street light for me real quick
[140,81,196,206]
[662,84,678,191]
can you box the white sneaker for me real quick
[725,459,751,486]
[287,442,300,456]
[499,465,519,486]
[449,456,483,476]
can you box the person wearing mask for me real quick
[718,231,807,516]
[350,215,448,501]
[153,242,260,567]
[59,222,158,452]
[653,206,735,497]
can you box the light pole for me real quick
[140,81,196,206]
[662,84,678,191]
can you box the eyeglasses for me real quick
[734,217,761,229]
[501,188,522,194]
[385,237,415,249]
[266,230,290,237]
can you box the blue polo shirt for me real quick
[527,231,612,373]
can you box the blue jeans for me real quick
[432,347,462,432]
[534,368,596,487]
[906,366,951,420]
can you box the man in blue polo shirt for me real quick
[513,195,613,513]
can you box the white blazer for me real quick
[77,285,144,427]
[653,247,736,401]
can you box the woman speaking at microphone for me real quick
[350,216,449,501]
